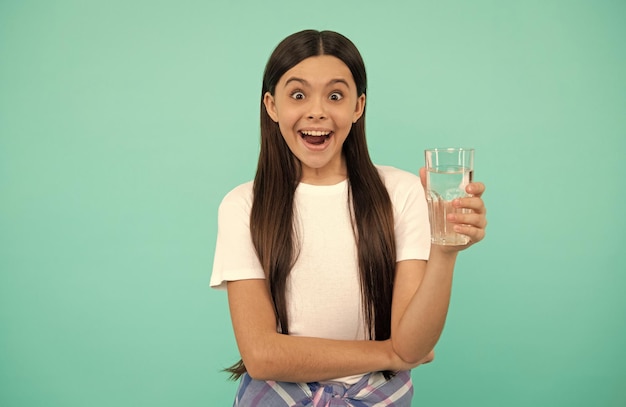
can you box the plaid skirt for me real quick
[233,370,413,406]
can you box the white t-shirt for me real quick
[210,165,431,383]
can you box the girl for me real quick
[211,30,487,406]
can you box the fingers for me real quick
[419,167,427,189]
[448,212,487,229]
[453,195,486,214]
[466,182,485,197]
[452,223,486,244]
[447,212,487,240]
[447,192,488,245]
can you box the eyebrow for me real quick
[284,77,351,88]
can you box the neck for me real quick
[300,159,347,185]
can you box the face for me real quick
[264,55,365,184]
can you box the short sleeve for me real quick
[210,182,265,290]
[378,166,431,262]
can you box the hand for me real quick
[419,167,487,251]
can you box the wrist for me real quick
[379,339,401,371]
[429,245,459,262]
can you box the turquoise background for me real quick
[1,0,624,406]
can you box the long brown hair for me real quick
[226,30,396,379]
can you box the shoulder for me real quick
[375,165,426,209]
[218,181,254,216]
[375,165,421,191]
[221,181,253,204]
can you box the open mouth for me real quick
[299,130,332,146]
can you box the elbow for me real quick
[243,362,268,381]
[419,349,436,365]
[397,352,422,366]
[237,330,287,381]
[240,348,277,381]
[393,342,436,366]
[392,340,416,364]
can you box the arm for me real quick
[217,185,420,382]
[391,172,487,363]
[227,279,418,382]
[390,251,456,364]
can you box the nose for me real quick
[307,97,327,120]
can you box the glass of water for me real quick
[425,148,474,245]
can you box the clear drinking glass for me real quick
[425,148,474,245]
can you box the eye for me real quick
[329,92,343,101]
[291,91,305,100]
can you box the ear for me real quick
[352,94,366,123]
[263,92,279,123]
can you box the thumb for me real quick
[419,167,427,189]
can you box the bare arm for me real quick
[391,172,487,363]
[390,251,456,364]
[227,279,419,382]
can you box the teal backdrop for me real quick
[1,0,624,406]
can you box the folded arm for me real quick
[227,279,420,382]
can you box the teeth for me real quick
[301,130,331,137]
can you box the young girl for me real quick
[211,29,487,406]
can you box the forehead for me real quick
[278,55,355,87]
